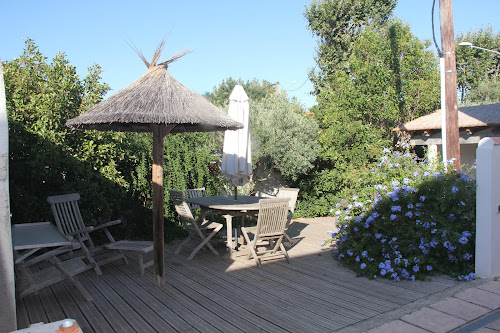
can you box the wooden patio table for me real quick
[186,195,286,257]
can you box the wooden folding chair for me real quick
[47,193,153,276]
[241,198,291,268]
[169,190,223,260]
[276,187,300,242]
[15,242,94,301]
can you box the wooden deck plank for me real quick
[77,271,140,332]
[23,294,48,325]
[62,276,114,333]
[183,254,362,325]
[110,260,220,333]
[38,287,66,323]
[171,256,346,331]
[84,269,156,333]
[15,296,29,329]
[97,265,178,332]
[48,280,94,333]
[103,262,200,333]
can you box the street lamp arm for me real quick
[458,42,500,55]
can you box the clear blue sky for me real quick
[1,0,498,109]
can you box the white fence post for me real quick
[0,62,16,331]
[476,137,500,278]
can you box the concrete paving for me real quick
[360,280,500,333]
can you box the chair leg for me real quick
[138,252,145,276]
[187,225,223,260]
[241,228,261,267]
[284,232,293,243]
[280,243,291,264]
[175,236,193,254]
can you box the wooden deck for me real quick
[16,217,461,332]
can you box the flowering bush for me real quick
[327,149,476,281]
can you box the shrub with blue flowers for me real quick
[327,149,476,281]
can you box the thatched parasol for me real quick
[66,42,243,287]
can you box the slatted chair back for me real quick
[47,193,93,247]
[276,187,300,213]
[184,187,207,212]
[255,198,290,239]
[169,190,197,231]
[169,189,222,260]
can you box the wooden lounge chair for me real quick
[276,187,300,242]
[169,190,223,260]
[47,193,153,276]
[240,198,291,268]
[15,242,94,301]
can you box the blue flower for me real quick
[403,178,411,185]
[451,186,459,193]
[427,265,433,271]
[407,203,414,209]
[354,216,362,223]
[405,211,413,218]
[353,227,358,232]
[413,265,419,272]
[379,262,385,269]
[375,233,383,239]
[391,180,400,187]
[391,206,401,212]
[360,263,367,270]
[390,214,397,221]
[327,230,337,237]
[462,231,472,237]
[362,251,368,258]
[464,253,472,260]
[459,237,468,245]
[347,249,353,256]
[392,195,399,202]
[420,196,426,202]
[355,256,360,262]
[383,148,391,153]
[380,268,387,276]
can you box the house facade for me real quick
[394,103,500,172]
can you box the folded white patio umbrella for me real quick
[221,85,252,199]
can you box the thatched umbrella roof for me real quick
[66,43,243,287]
[395,103,500,132]
[66,63,242,133]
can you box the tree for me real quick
[305,0,396,94]
[456,26,500,103]
[206,77,275,107]
[250,93,319,181]
[465,76,500,105]
[300,7,441,215]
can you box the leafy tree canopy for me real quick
[455,25,500,103]
[250,93,319,181]
[206,77,275,107]
[305,0,396,93]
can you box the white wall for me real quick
[0,62,16,331]
[475,137,500,278]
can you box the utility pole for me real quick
[275,81,279,93]
[439,0,461,169]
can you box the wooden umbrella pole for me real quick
[152,124,175,287]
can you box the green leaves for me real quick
[250,93,319,181]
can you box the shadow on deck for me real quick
[16,217,465,333]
